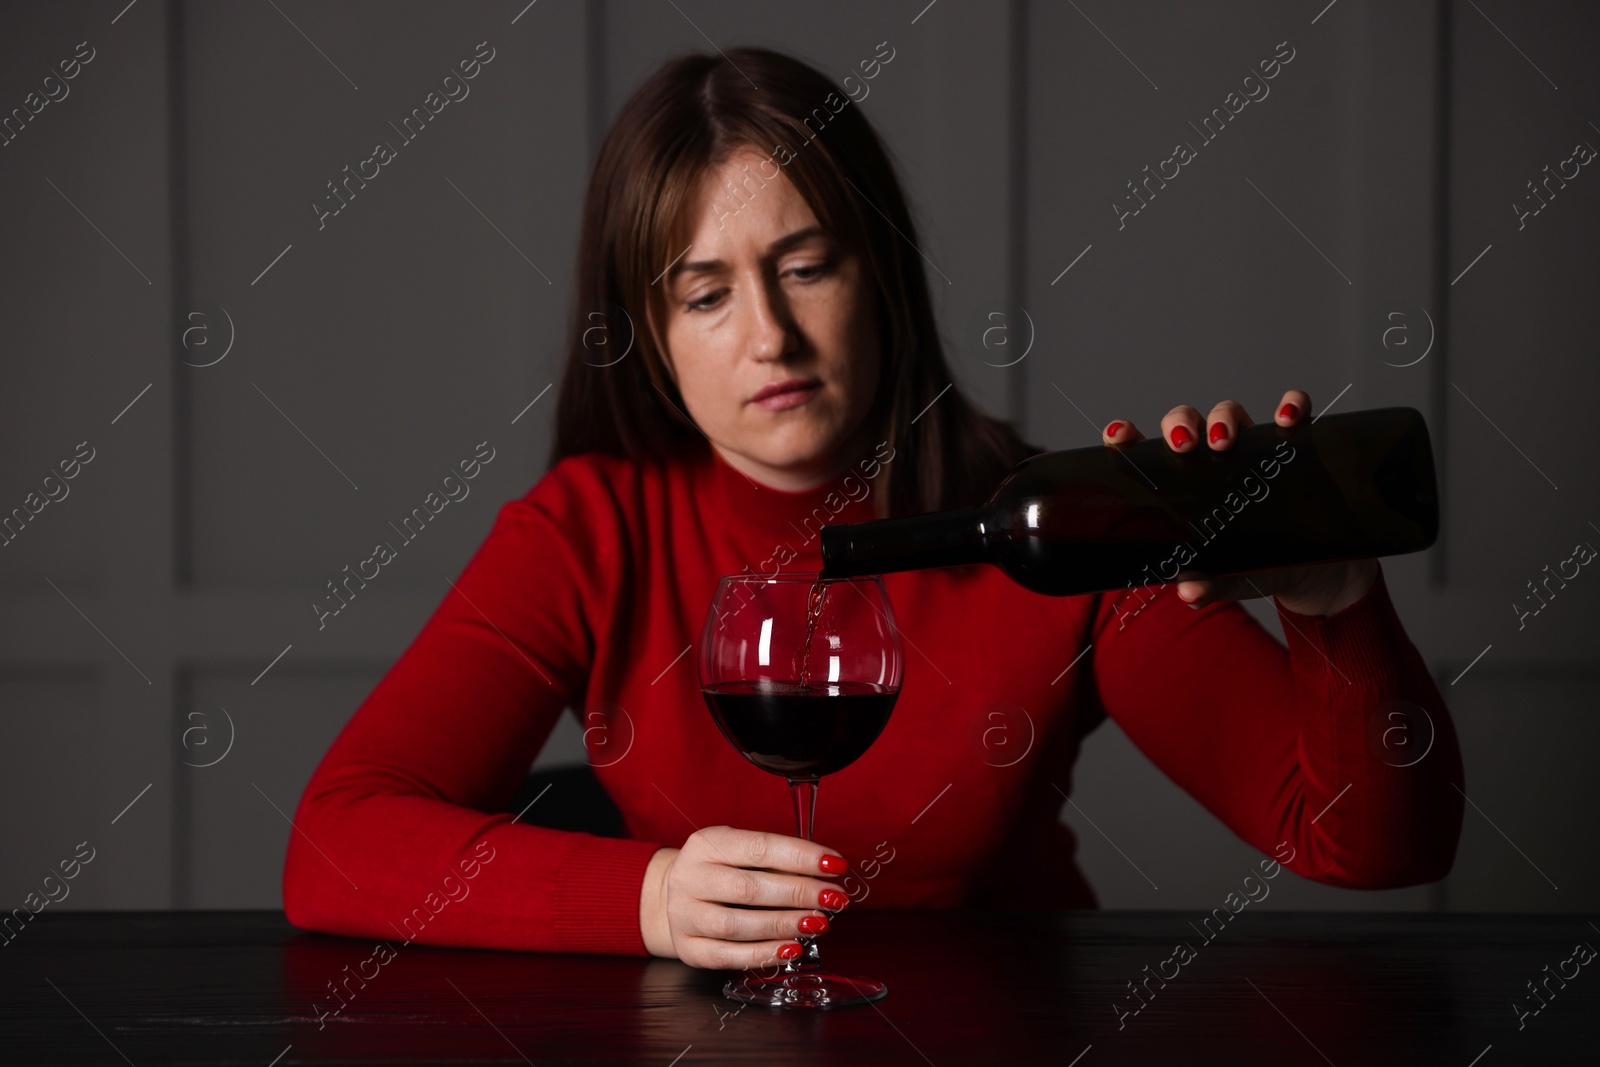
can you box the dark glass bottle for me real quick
[818,406,1439,596]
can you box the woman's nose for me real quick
[747,278,798,362]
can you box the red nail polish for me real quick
[819,854,847,874]
[799,914,829,935]
[1105,420,1124,438]
[1278,402,1299,421]
[819,889,848,910]
[777,941,802,960]
[1170,425,1193,448]
[1208,421,1228,445]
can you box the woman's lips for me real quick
[750,379,822,411]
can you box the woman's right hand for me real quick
[638,826,850,969]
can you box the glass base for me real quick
[722,969,887,1010]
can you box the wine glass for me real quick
[698,572,904,1009]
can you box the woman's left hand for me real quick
[1100,388,1379,618]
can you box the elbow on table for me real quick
[279,799,351,934]
[281,838,327,933]
[1305,829,1462,891]
[1323,855,1455,891]
[1296,776,1467,890]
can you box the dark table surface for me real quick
[2,910,1595,1065]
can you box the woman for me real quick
[284,47,1463,971]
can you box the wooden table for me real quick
[2,910,1593,1064]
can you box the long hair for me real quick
[550,46,1037,516]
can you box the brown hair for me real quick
[550,46,1037,516]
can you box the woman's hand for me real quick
[1101,388,1379,618]
[638,826,849,969]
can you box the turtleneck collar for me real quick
[692,439,894,564]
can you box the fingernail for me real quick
[819,854,847,874]
[1170,425,1193,448]
[1105,420,1124,438]
[1208,421,1229,445]
[819,889,849,910]
[1278,402,1299,421]
[799,914,829,935]
[777,941,802,960]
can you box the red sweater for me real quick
[284,443,1464,956]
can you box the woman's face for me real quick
[656,147,881,491]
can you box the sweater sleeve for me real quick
[282,457,665,955]
[1085,562,1465,888]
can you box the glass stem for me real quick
[787,777,822,973]
[789,776,818,842]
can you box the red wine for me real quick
[818,406,1438,596]
[796,578,829,686]
[702,679,897,778]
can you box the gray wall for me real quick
[1,0,1595,917]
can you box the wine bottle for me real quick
[818,406,1438,596]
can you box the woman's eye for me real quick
[683,262,831,312]
[685,290,725,312]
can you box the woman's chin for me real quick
[726,441,845,486]
[736,427,830,464]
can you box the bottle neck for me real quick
[818,506,990,579]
